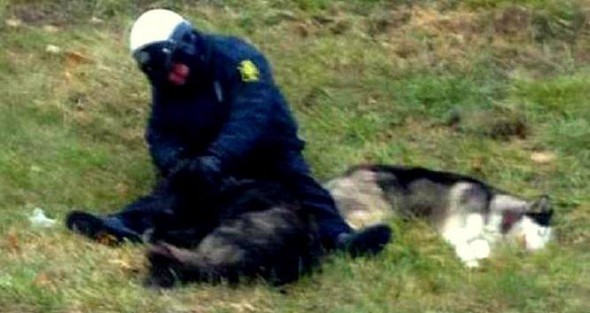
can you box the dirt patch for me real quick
[6,0,159,26]
[372,3,590,77]
[447,105,529,141]
[378,7,489,70]
[7,1,82,26]
[494,6,532,36]
[367,8,412,36]
[402,7,483,38]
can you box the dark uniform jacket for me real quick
[145,34,305,177]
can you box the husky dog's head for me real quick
[493,195,554,250]
[452,194,554,267]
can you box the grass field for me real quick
[1,0,589,312]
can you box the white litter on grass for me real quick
[5,18,22,28]
[90,16,104,24]
[29,208,56,228]
[45,45,62,54]
[43,25,60,33]
[530,151,557,164]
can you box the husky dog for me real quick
[324,165,554,267]
[145,179,322,288]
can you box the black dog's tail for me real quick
[145,237,319,288]
[145,208,321,288]
[145,243,236,288]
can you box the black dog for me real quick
[67,167,322,287]
[145,178,323,288]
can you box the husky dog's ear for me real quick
[525,195,553,226]
[530,195,552,212]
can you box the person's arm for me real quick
[205,56,277,172]
[146,112,185,177]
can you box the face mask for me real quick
[133,41,175,85]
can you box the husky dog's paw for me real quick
[454,238,491,268]
[470,239,491,260]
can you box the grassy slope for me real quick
[0,0,589,312]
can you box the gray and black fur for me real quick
[145,179,322,288]
[326,164,552,228]
[325,164,553,266]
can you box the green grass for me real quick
[1,0,590,312]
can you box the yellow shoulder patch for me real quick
[237,60,260,82]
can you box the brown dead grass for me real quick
[360,4,590,76]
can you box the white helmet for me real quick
[129,9,188,53]
[129,9,202,84]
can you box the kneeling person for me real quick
[66,9,391,257]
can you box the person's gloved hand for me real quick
[189,155,222,187]
[168,156,222,189]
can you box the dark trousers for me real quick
[111,151,352,248]
[109,181,175,234]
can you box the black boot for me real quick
[65,211,143,245]
[337,224,392,258]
